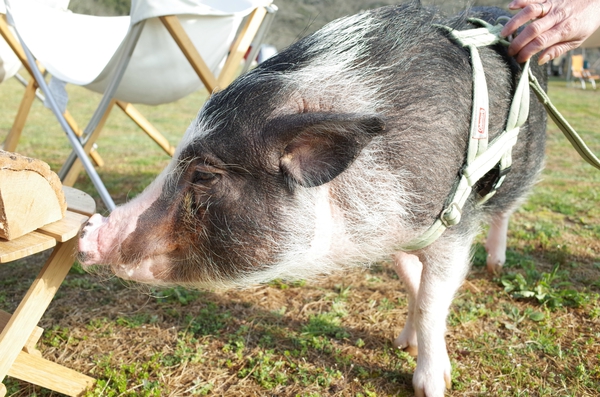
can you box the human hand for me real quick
[500,0,600,64]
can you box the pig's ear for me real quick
[265,113,386,187]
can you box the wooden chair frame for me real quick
[0,5,274,195]
[0,187,97,397]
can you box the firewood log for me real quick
[0,150,67,240]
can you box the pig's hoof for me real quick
[485,245,505,275]
[486,253,505,274]
[486,260,503,274]
[393,330,418,357]
[412,357,452,397]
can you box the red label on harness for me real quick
[474,107,487,139]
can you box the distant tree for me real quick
[68,0,130,16]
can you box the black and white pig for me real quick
[79,3,547,396]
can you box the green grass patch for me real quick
[1,76,599,397]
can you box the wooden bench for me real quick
[0,187,96,397]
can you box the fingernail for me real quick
[538,55,550,65]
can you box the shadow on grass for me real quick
[1,254,417,396]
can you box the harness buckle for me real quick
[441,202,462,227]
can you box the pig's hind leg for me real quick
[410,241,472,397]
[485,211,510,274]
[392,251,422,356]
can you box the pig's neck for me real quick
[308,184,349,260]
[309,184,334,255]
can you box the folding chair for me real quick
[1,0,277,211]
[570,54,599,90]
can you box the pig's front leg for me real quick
[411,243,471,397]
[392,251,422,356]
[485,211,510,274]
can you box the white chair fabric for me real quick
[0,0,70,83]
[7,0,272,105]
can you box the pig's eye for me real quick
[191,170,217,185]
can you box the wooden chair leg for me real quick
[0,310,44,358]
[0,238,78,383]
[2,78,37,152]
[217,7,267,88]
[0,236,95,396]
[63,111,105,167]
[116,100,175,156]
[159,15,219,93]
[160,9,268,92]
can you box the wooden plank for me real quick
[0,231,55,264]
[0,239,77,382]
[37,211,89,243]
[0,310,43,354]
[9,350,95,397]
[159,15,219,93]
[62,187,96,216]
[0,188,93,262]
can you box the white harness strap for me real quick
[401,19,531,251]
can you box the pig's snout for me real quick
[77,201,174,284]
[78,213,108,266]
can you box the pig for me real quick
[78,3,547,396]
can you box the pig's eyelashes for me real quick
[191,170,218,185]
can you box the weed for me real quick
[87,354,166,396]
[500,264,589,309]
[302,312,350,340]
[184,302,231,336]
[115,312,159,328]
[268,279,307,289]
[44,326,75,348]
[154,286,201,305]
[161,336,205,366]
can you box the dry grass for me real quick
[1,76,599,396]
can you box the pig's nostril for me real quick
[78,251,90,264]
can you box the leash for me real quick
[527,72,600,170]
[401,17,600,251]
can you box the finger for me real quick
[512,23,579,63]
[506,13,557,58]
[538,42,582,65]
[507,0,543,10]
[500,3,545,38]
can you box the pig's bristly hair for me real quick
[141,2,545,290]
[157,3,440,288]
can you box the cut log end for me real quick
[0,150,67,240]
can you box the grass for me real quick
[0,76,599,396]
